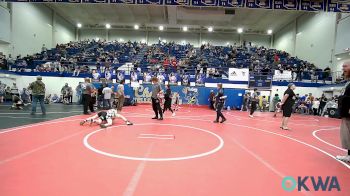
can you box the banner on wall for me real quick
[110,0,136,4]
[195,73,205,86]
[131,84,245,108]
[116,70,125,83]
[273,70,292,81]
[246,0,273,9]
[217,0,245,7]
[168,72,179,84]
[300,0,327,11]
[165,0,190,5]
[228,68,249,81]
[132,84,200,104]
[273,0,300,10]
[327,0,350,12]
[3,0,350,12]
[130,71,139,82]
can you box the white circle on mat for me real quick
[83,123,224,161]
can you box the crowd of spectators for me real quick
[291,93,339,116]
[0,39,342,83]
[0,81,32,108]
[240,91,340,117]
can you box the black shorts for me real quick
[282,105,293,117]
[98,111,108,121]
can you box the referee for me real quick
[81,78,94,115]
[249,88,258,118]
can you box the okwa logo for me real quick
[282,176,341,192]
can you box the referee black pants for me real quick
[151,97,163,118]
[82,94,94,114]
[250,101,257,115]
[216,103,226,121]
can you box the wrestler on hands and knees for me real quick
[80,109,133,128]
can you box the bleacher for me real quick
[6,40,334,83]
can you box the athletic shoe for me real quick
[100,124,107,128]
[213,121,219,123]
[80,121,85,126]
[172,113,176,117]
[126,121,133,125]
[336,155,350,162]
[158,117,163,120]
[220,119,226,123]
[249,115,253,118]
[152,117,158,119]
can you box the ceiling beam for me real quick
[145,6,151,23]
[167,6,177,25]
[123,5,135,21]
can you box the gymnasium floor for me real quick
[0,104,349,196]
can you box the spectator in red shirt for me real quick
[171,58,177,70]
[274,54,279,63]
[163,58,169,72]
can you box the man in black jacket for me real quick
[336,61,350,162]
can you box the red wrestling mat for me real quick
[0,105,349,196]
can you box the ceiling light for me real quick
[119,38,124,42]
[134,25,139,30]
[141,39,146,44]
[95,37,100,41]
[105,24,111,29]
[237,28,243,33]
[77,23,82,28]
[226,42,230,45]
[267,29,273,34]
[202,41,207,45]
[183,26,188,32]
[208,27,213,32]
[337,57,341,60]
[159,26,164,31]
[162,39,167,43]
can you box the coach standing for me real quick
[28,76,46,115]
[336,61,350,162]
[151,77,163,120]
[82,77,94,115]
[280,83,296,130]
[116,79,125,112]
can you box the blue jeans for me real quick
[103,99,111,109]
[32,95,46,114]
[77,94,82,104]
